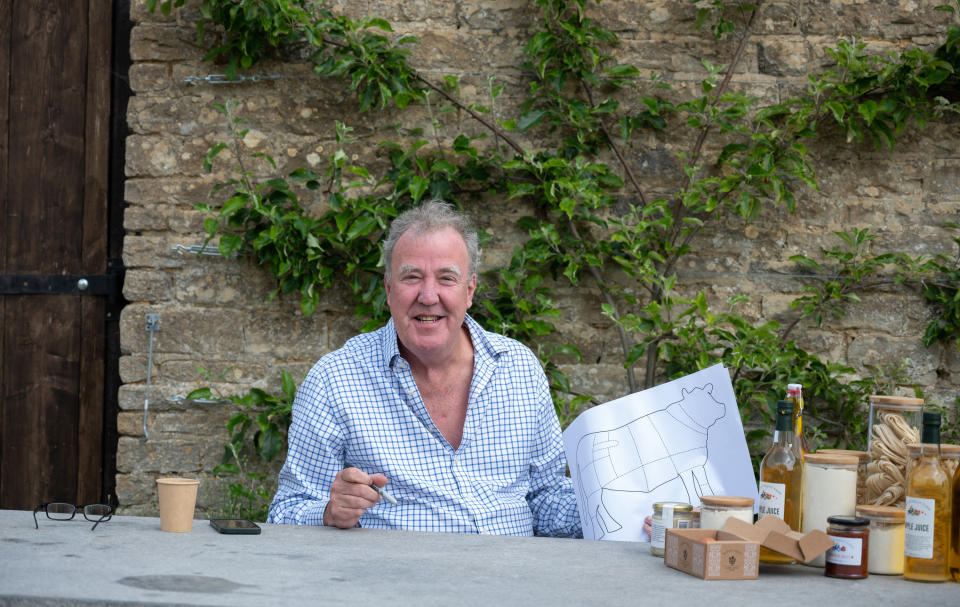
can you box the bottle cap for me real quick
[922,411,941,426]
[827,515,869,527]
[786,383,802,391]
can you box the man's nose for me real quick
[417,279,439,304]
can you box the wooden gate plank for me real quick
[0,0,11,507]
[77,0,113,505]
[2,297,81,507]
[1,0,89,509]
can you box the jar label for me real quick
[826,535,863,566]
[904,496,935,559]
[651,520,666,549]
[758,481,786,520]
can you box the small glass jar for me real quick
[802,452,859,567]
[698,495,754,530]
[866,396,922,505]
[650,501,694,557]
[855,505,905,575]
[817,449,869,504]
[824,516,870,579]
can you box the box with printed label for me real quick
[664,528,760,580]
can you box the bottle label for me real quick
[825,535,863,566]
[651,504,674,549]
[758,481,786,520]
[904,496,936,559]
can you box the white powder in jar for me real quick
[802,455,859,567]
[856,505,905,575]
[868,521,905,574]
[700,506,753,530]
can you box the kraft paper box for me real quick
[664,528,760,580]
[720,516,835,564]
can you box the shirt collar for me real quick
[383,314,505,369]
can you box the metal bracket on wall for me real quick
[183,73,284,86]
[171,244,233,257]
[142,314,160,442]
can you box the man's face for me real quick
[385,226,476,364]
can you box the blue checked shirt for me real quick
[267,315,581,537]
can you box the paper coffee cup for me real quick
[156,477,199,532]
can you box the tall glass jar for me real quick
[865,395,922,506]
[802,452,859,567]
[699,495,754,530]
[855,504,905,575]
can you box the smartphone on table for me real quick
[209,518,261,535]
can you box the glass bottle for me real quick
[786,383,809,454]
[904,411,951,582]
[758,400,803,564]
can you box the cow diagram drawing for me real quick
[573,382,728,540]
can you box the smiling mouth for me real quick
[415,315,442,323]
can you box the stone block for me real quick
[124,269,174,303]
[755,36,811,77]
[128,63,173,94]
[116,435,201,474]
[120,304,246,355]
[845,334,940,384]
[799,2,947,38]
[125,134,214,178]
[130,23,203,62]
[172,264,274,307]
[125,176,216,207]
[114,473,157,509]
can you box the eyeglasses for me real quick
[33,502,113,531]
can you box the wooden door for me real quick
[0,0,119,509]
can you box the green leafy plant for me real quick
[187,367,298,521]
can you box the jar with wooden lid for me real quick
[650,501,694,557]
[818,449,869,504]
[824,516,870,579]
[855,505,905,575]
[802,452,859,567]
[699,495,754,530]
[866,395,922,507]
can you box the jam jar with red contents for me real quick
[824,516,870,579]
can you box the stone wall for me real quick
[119,0,960,514]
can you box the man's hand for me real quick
[323,466,388,528]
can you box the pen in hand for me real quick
[345,462,398,505]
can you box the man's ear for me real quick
[466,273,476,307]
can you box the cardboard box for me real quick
[664,517,835,580]
[720,516,835,564]
[664,528,760,580]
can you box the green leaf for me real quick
[408,175,429,202]
[518,109,548,132]
[346,214,378,239]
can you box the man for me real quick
[267,200,581,536]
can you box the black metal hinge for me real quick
[0,258,125,300]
